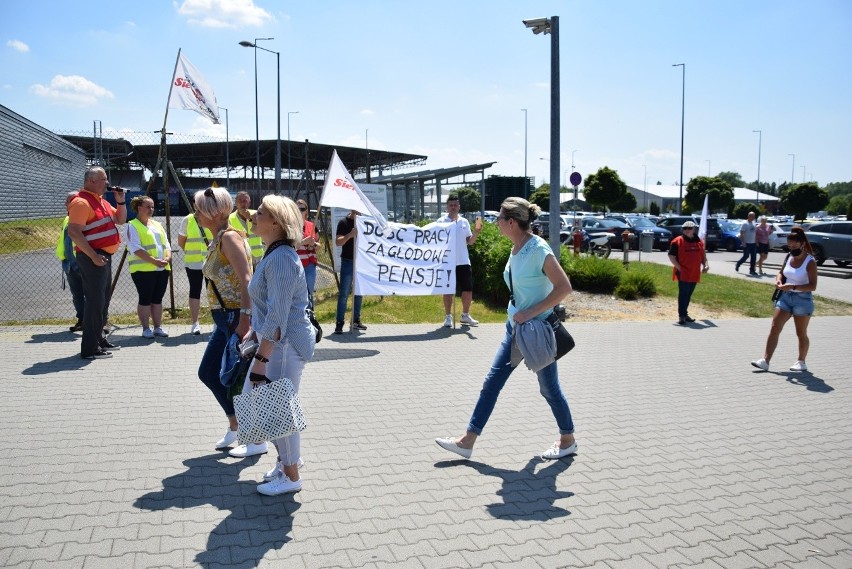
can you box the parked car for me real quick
[768,223,792,251]
[656,216,721,251]
[719,221,742,252]
[580,217,632,248]
[804,221,852,267]
[531,213,568,240]
[606,214,672,250]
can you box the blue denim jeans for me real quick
[335,258,362,323]
[677,280,697,319]
[304,263,317,309]
[198,309,239,417]
[467,320,574,435]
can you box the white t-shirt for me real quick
[437,214,473,266]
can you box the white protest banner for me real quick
[354,218,457,296]
[319,150,388,232]
[168,51,220,124]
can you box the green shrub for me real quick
[562,255,622,294]
[469,222,511,305]
[614,281,639,300]
[619,270,657,298]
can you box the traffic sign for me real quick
[569,172,582,187]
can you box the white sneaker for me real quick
[257,473,302,496]
[191,322,201,335]
[215,429,238,449]
[142,328,154,339]
[153,327,169,337]
[435,437,472,459]
[790,360,808,372]
[541,441,578,460]
[229,442,268,458]
[263,457,305,482]
[460,313,479,326]
[751,358,769,371]
[443,314,453,328]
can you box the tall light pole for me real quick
[673,63,685,214]
[753,130,762,205]
[521,108,528,197]
[705,160,711,176]
[801,165,806,183]
[220,106,230,189]
[287,111,299,186]
[788,153,795,184]
[571,149,577,172]
[524,16,561,254]
[239,38,280,193]
[643,164,647,212]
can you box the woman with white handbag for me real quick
[242,195,316,496]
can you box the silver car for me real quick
[804,221,852,267]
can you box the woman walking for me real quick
[435,197,577,460]
[193,188,255,453]
[755,216,775,276]
[245,195,316,496]
[751,227,818,372]
[126,196,171,338]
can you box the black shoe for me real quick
[69,321,83,332]
[353,321,367,331]
[334,322,344,335]
[749,271,759,276]
[82,350,113,360]
[684,316,696,323]
[100,340,120,350]
[677,318,686,325]
[734,264,740,272]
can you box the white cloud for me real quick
[360,109,375,116]
[7,39,29,52]
[177,0,272,29]
[188,115,226,138]
[29,75,114,106]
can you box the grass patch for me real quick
[0,217,65,255]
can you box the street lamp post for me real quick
[753,130,762,205]
[672,63,685,214]
[571,149,577,172]
[220,106,230,189]
[705,160,711,176]
[522,108,528,197]
[287,111,299,186]
[788,153,795,184]
[239,38,280,193]
[524,16,561,255]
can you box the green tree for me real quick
[649,201,661,216]
[583,167,627,212]
[717,171,746,188]
[780,182,829,221]
[610,191,637,212]
[732,202,758,220]
[451,187,481,213]
[529,186,550,210]
[824,181,852,198]
[826,194,851,216]
[684,176,734,212]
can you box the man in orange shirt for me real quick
[67,167,127,359]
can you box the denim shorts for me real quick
[776,291,813,317]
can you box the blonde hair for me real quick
[130,195,153,213]
[260,195,302,246]
[194,187,233,220]
[500,197,542,231]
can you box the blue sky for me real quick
[2,0,850,188]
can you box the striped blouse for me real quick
[248,244,315,361]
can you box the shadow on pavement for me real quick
[783,371,834,393]
[435,456,575,521]
[326,326,479,343]
[135,453,300,569]
[311,348,379,362]
[25,331,81,344]
[22,354,93,375]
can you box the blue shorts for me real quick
[775,291,813,317]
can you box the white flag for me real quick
[320,150,388,232]
[168,53,220,124]
[698,194,709,242]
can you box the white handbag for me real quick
[234,378,306,445]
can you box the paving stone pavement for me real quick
[1,317,850,569]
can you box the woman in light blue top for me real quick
[436,197,577,461]
[245,195,316,496]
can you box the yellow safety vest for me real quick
[183,215,214,265]
[56,216,70,261]
[229,210,263,262]
[128,218,171,273]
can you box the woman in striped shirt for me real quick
[246,195,316,496]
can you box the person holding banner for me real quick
[436,197,578,461]
[295,199,319,307]
[438,195,482,327]
[244,195,315,496]
[334,211,367,334]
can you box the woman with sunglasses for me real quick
[295,199,319,307]
[751,227,818,372]
[436,197,577,460]
[126,196,171,339]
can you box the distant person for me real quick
[126,196,171,339]
[194,187,254,452]
[437,195,482,327]
[295,199,319,308]
[755,216,775,276]
[178,212,214,335]
[229,191,263,266]
[334,210,367,334]
[751,227,818,372]
[66,167,126,359]
[667,220,709,325]
[735,211,758,275]
[436,197,577,461]
[57,192,85,332]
